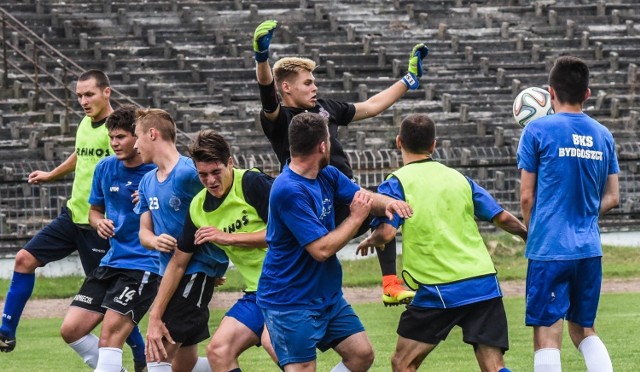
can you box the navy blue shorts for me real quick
[24,206,109,275]
[526,257,602,327]
[262,297,365,367]
[225,292,265,342]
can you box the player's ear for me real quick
[584,87,591,102]
[227,156,234,168]
[428,139,437,153]
[395,135,402,150]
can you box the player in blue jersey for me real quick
[133,109,214,372]
[59,105,160,372]
[145,130,278,372]
[517,56,619,372]
[258,112,413,371]
[253,20,429,306]
[357,113,527,371]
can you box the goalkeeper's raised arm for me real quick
[254,19,281,121]
[352,43,429,121]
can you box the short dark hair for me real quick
[549,56,589,105]
[188,129,231,164]
[78,69,110,90]
[399,114,436,154]
[289,112,328,157]
[135,108,177,143]
[106,105,137,135]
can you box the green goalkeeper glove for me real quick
[254,20,278,62]
[401,43,429,90]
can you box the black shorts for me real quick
[24,206,109,275]
[71,266,159,324]
[163,272,216,346]
[397,297,509,352]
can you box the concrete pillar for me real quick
[594,42,603,61]
[358,84,368,101]
[147,30,156,46]
[494,126,504,146]
[425,83,435,101]
[531,44,540,63]
[581,31,590,49]
[512,79,522,96]
[497,68,506,87]
[79,33,88,49]
[191,64,201,82]
[480,57,489,75]
[117,8,127,25]
[222,88,232,107]
[451,35,459,52]
[612,10,620,25]
[566,19,575,38]
[626,20,635,36]
[442,93,451,113]
[596,0,606,17]
[177,54,185,70]
[311,49,320,66]
[138,78,147,98]
[392,59,401,78]
[549,10,557,27]
[297,37,305,55]
[182,114,192,132]
[610,51,619,71]
[196,18,205,34]
[244,51,254,69]
[460,104,469,123]
[500,22,509,39]
[63,20,73,39]
[164,41,173,59]
[121,67,130,84]
[515,34,524,51]
[343,72,353,91]
[628,63,637,84]
[461,148,471,166]
[94,42,102,60]
[393,106,402,126]
[326,60,335,79]
[206,78,215,95]
[464,46,473,63]
[438,23,447,40]
[45,102,54,122]
[133,21,142,37]
[107,53,116,72]
[610,98,619,119]
[378,46,386,67]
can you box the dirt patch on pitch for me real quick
[4,278,639,319]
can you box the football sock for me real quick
[331,361,351,372]
[579,335,613,372]
[534,348,561,372]
[498,368,512,372]
[95,347,123,372]
[68,333,100,368]
[0,272,35,337]
[125,325,146,362]
[375,237,397,276]
[191,357,212,372]
[147,362,172,371]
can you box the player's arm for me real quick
[254,20,281,121]
[28,152,77,185]
[139,211,177,253]
[600,174,619,216]
[352,43,429,121]
[520,169,537,228]
[194,227,266,248]
[365,189,413,220]
[89,205,115,239]
[146,248,192,361]
[492,210,527,241]
[306,190,372,261]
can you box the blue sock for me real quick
[125,325,146,362]
[0,272,36,337]
[498,368,511,372]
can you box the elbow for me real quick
[311,251,331,262]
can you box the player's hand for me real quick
[194,226,232,246]
[154,234,177,253]
[214,276,226,287]
[27,170,51,185]
[356,236,383,257]
[402,43,429,90]
[385,199,412,220]
[95,218,115,239]
[350,191,373,223]
[131,190,139,205]
[146,317,174,361]
[254,19,278,62]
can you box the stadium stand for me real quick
[0,0,638,253]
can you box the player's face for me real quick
[195,159,234,198]
[133,124,153,164]
[76,78,111,121]
[109,128,139,163]
[287,71,317,109]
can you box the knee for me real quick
[345,347,374,371]
[206,338,229,364]
[15,249,40,273]
[60,322,80,344]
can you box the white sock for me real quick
[534,348,561,372]
[95,347,123,372]
[331,361,351,372]
[191,357,212,372]
[579,335,613,372]
[147,362,172,372]
[68,334,100,369]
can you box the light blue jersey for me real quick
[89,156,159,273]
[135,155,204,275]
[517,112,619,260]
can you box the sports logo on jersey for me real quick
[73,294,94,305]
[110,185,120,192]
[76,147,111,158]
[169,195,182,211]
[223,210,250,233]
[318,105,330,119]
[319,198,333,221]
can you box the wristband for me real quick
[401,72,419,90]
[255,50,269,63]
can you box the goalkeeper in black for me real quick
[253,19,428,306]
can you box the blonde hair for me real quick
[135,108,177,143]
[273,57,316,88]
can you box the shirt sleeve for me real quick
[370,176,404,229]
[516,125,539,173]
[274,184,329,249]
[324,99,356,126]
[332,167,361,205]
[243,170,274,223]
[133,173,150,215]
[177,212,199,254]
[607,134,620,175]
[88,160,105,207]
[466,176,504,222]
